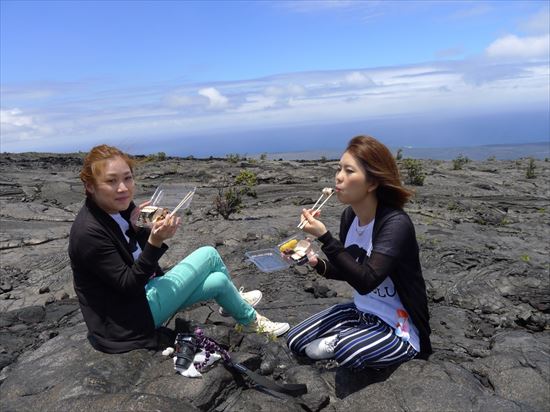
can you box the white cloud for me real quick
[197,87,229,109]
[343,71,375,87]
[486,34,550,59]
[0,108,54,142]
[232,95,278,113]
[1,108,33,127]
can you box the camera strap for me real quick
[193,331,307,397]
[227,360,308,397]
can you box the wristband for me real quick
[318,259,327,277]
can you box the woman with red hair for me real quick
[69,144,289,354]
[287,135,432,370]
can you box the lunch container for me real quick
[245,233,320,273]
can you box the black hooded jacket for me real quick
[68,198,168,353]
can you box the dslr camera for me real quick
[174,333,197,370]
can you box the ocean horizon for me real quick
[2,141,548,161]
[260,141,550,161]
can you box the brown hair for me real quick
[80,144,135,196]
[345,135,413,209]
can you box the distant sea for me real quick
[260,142,550,161]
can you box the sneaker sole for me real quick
[219,291,263,317]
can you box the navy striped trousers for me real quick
[287,302,417,370]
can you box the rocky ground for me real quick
[0,152,548,412]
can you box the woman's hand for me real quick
[130,200,151,230]
[148,214,181,247]
[300,208,327,238]
[307,254,319,267]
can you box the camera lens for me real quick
[174,333,196,370]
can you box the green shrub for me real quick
[403,158,425,186]
[452,154,470,170]
[526,158,536,179]
[213,170,260,218]
[226,153,241,163]
[143,151,167,162]
[235,169,258,197]
[260,153,267,161]
[520,254,530,263]
[214,186,243,219]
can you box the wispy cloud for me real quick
[198,87,229,110]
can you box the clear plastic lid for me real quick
[137,184,196,227]
[245,233,320,272]
[244,249,290,273]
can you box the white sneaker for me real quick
[219,287,263,317]
[245,313,290,337]
[305,335,338,360]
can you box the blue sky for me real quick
[1,0,549,156]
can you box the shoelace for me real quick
[325,335,338,352]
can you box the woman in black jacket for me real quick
[287,136,432,369]
[69,144,289,354]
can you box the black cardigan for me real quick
[315,205,433,359]
[68,198,168,353]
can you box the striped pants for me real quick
[286,302,417,370]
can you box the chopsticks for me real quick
[169,188,195,217]
[297,189,334,229]
[150,186,164,206]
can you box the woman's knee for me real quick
[196,245,220,259]
[206,271,232,291]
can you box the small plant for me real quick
[143,151,167,162]
[235,169,258,197]
[487,155,496,161]
[320,156,327,162]
[214,186,243,219]
[526,158,536,179]
[260,153,267,161]
[452,154,470,170]
[520,254,531,263]
[213,170,260,218]
[402,158,425,186]
[226,153,241,163]
[396,148,403,161]
[447,201,460,211]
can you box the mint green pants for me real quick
[145,246,256,328]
